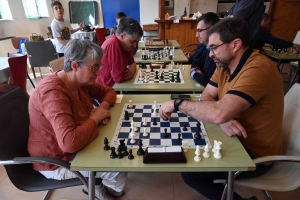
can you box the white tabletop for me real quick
[72,30,96,41]
[0,57,10,83]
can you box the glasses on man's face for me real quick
[206,43,226,54]
[196,27,210,33]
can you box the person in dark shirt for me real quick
[257,13,300,51]
[190,12,219,86]
[110,12,127,36]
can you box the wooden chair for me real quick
[49,57,64,72]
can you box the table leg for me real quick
[88,171,95,200]
[227,171,234,200]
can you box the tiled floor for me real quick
[1,65,300,200]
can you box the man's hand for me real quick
[219,119,247,138]
[124,65,136,80]
[79,22,86,29]
[159,100,175,120]
[191,67,203,75]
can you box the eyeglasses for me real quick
[206,43,226,54]
[196,27,210,33]
[77,62,101,73]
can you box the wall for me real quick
[190,0,218,14]
[140,0,159,26]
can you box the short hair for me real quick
[207,18,250,48]
[116,17,143,38]
[262,13,270,21]
[51,1,62,9]
[196,12,220,28]
[117,12,126,19]
[63,39,104,72]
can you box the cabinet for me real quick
[142,24,159,41]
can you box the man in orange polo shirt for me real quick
[159,18,284,200]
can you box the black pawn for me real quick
[177,133,182,143]
[163,128,168,138]
[194,129,201,139]
[171,74,175,82]
[155,73,159,80]
[197,121,201,129]
[153,118,157,125]
[151,67,154,72]
[110,147,117,159]
[124,110,129,120]
[182,123,188,131]
[160,72,164,81]
[104,137,110,151]
[117,146,124,159]
[123,146,129,156]
[128,149,134,160]
[137,139,145,155]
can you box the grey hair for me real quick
[116,17,143,38]
[63,39,104,72]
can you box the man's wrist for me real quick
[174,99,185,111]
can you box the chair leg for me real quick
[42,189,52,200]
[264,190,273,200]
[39,67,43,79]
[31,66,36,78]
[27,73,35,88]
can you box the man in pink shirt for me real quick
[96,17,143,87]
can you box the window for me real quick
[22,0,49,19]
[0,0,13,20]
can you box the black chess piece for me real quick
[182,123,188,131]
[137,139,145,155]
[117,146,124,159]
[128,149,134,160]
[124,110,129,120]
[110,147,117,159]
[119,139,126,151]
[163,128,168,138]
[177,133,182,143]
[171,74,175,82]
[160,72,164,81]
[197,121,201,129]
[153,118,157,125]
[104,137,110,151]
[194,128,201,139]
[151,67,154,72]
[155,73,159,80]
[176,71,181,82]
[123,146,129,156]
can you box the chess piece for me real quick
[153,101,157,109]
[182,123,188,131]
[176,71,181,82]
[117,145,124,159]
[134,122,138,132]
[194,145,201,162]
[214,141,222,159]
[212,140,217,153]
[128,149,134,160]
[123,146,129,156]
[124,110,129,120]
[170,74,175,82]
[152,108,157,116]
[110,147,117,159]
[163,128,168,138]
[153,118,157,125]
[203,143,210,158]
[160,72,164,81]
[177,133,182,143]
[119,139,126,151]
[104,137,110,151]
[137,139,145,155]
[143,127,148,137]
[194,128,201,139]
[128,100,133,108]
[182,140,188,152]
[130,133,136,144]
[139,71,143,81]
[143,117,147,126]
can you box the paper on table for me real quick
[148,146,181,153]
[116,95,123,103]
[196,83,201,87]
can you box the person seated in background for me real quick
[28,39,127,200]
[110,12,127,36]
[257,13,300,52]
[190,12,219,86]
[50,1,85,57]
[96,17,143,87]
[159,18,284,200]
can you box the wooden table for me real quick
[113,64,204,94]
[263,47,300,89]
[134,49,188,63]
[138,40,181,49]
[70,94,256,200]
[0,57,10,83]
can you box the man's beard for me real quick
[216,61,227,68]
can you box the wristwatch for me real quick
[174,99,185,111]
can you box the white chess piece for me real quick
[213,141,222,159]
[153,101,157,109]
[130,133,136,144]
[144,75,148,83]
[152,108,157,116]
[134,122,138,132]
[194,145,201,162]
[143,117,147,126]
[143,128,148,137]
[128,100,133,108]
[182,140,188,152]
[138,71,143,81]
[182,65,185,70]
[203,144,210,158]
[212,140,217,152]
[129,120,135,137]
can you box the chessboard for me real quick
[134,69,185,84]
[110,103,212,149]
[145,40,171,46]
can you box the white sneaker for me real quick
[82,185,114,200]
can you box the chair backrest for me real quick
[24,40,58,67]
[282,83,300,155]
[8,54,28,92]
[11,37,29,50]
[293,31,300,44]
[49,56,65,72]
[95,28,106,44]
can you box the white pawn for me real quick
[182,140,188,152]
[203,144,210,158]
[194,145,201,162]
[144,75,148,83]
[128,100,133,108]
[153,101,157,109]
[143,128,148,137]
[213,141,222,159]
[176,63,179,68]
[138,71,143,81]
[143,117,147,126]
[130,133,135,144]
